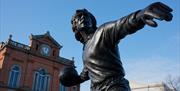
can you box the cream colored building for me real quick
[130,81,173,91]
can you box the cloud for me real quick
[123,56,180,84]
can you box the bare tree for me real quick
[163,75,180,91]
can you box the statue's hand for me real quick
[59,67,80,86]
[137,2,173,27]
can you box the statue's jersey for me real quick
[81,11,145,84]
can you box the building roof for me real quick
[0,33,74,66]
[29,31,62,49]
[58,57,74,66]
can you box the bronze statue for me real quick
[59,2,173,91]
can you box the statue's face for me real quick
[71,9,96,43]
[73,13,93,31]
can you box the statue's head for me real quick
[71,9,97,43]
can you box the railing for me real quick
[8,40,30,51]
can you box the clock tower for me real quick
[29,31,62,59]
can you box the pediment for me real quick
[29,31,62,49]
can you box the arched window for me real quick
[33,68,50,91]
[59,83,66,91]
[8,64,21,88]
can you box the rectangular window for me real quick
[33,69,50,91]
[59,83,66,91]
[8,65,21,88]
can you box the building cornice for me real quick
[2,39,74,66]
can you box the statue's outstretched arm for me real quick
[101,2,172,46]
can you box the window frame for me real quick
[59,83,67,91]
[8,64,21,88]
[32,68,50,91]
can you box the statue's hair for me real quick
[71,9,97,32]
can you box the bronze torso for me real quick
[82,11,145,84]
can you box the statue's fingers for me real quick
[157,2,173,12]
[144,19,157,27]
[150,8,173,21]
[150,2,172,12]
[153,3,171,14]
[146,9,165,20]
[164,13,173,21]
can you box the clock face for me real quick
[40,44,51,56]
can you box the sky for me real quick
[0,0,180,91]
